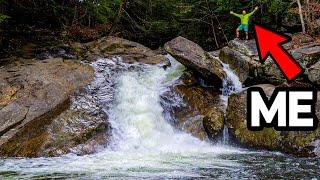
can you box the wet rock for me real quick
[203,107,225,139]
[0,58,98,157]
[278,81,314,88]
[226,84,320,157]
[84,36,168,65]
[164,36,226,88]
[40,109,109,156]
[312,139,320,157]
[172,71,224,140]
[220,39,320,86]
[220,40,284,84]
[37,51,53,60]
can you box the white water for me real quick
[1,56,317,179]
[0,55,251,179]
[217,56,243,144]
[222,126,230,144]
[108,56,215,153]
[220,61,243,108]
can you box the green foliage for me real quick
[117,0,299,49]
[81,0,121,24]
[266,0,290,14]
[0,14,9,23]
[0,0,306,49]
[260,0,293,24]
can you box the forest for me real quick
[0,0,319,52]
[1,0,320,178]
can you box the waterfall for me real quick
[92,54,242,148]
[220,62,243,108]
[209,53,242,145]
[222,126,230,144]
[105,56,214,153]
[0,55,244,179]
[0,55,317,179]
[102,54,239,154]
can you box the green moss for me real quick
[203,107,224,138]
[235,129,240,136]
[286,129,320,147]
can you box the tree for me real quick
[291,0,320,35]
[297,0,306,33]
[303,0,320,35]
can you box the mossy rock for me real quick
[172,71,224,140]
[226,84,320,157]
[203,107,225,138]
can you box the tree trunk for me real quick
[297,0,306,33]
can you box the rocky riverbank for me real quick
[220,39,320,86]
[164,36,320,157]
[0,37,170,157]
[0,58,100,157]
[0,35,319,158]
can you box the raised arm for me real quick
[248,7,259,17]
[230,11,242,18]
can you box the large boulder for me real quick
[76,36,168,65]
[220,40,285,84]
[164,36,226,87]
[220,39,320,85]
[226,84,320,157]
[289,43,320,68]
[39,109,109,156]
[170,71,225,140]
[0,58,108,157]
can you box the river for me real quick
[0,55,319,179]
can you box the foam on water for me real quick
[108,55,217,153]
[0,55,250,179]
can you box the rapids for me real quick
[0,56,319,179]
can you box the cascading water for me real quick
[106,55,215,153]
[0,55,319,179]
[204,52,242,145]
[220,62,243,108]
[0,55,244,179]
[217,55,243,144]
[222,126,230,145]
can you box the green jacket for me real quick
[231,9,257,25]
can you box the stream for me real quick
[0,55,319,179]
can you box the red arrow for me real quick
[254,25,303,81]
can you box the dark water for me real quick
[0,149,319,179]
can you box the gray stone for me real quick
[164,36,226,87]
[0,58,96,157]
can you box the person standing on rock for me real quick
[230,6,259,40]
